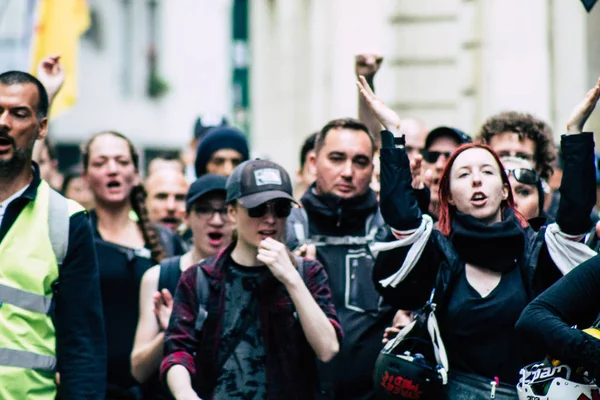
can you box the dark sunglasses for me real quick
[421,150,452,163]
[247,200,293,219]
[505,168,539,185]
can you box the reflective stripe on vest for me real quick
[0,283,52,314]
[0,181,83,399]
[0,347,57,372]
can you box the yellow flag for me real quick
[29,0,90,117]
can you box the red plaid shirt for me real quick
[160,244,343,399]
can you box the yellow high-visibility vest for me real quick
[0,180,83,399]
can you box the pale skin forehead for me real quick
[0,82,40,113]
[145,169,188,191]
[88,134,132,159]
[452,148,501,172]
[321,128,373,158]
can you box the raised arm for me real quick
[356,76,423,230]
[36,54,65,107]
[555,79,600,234]
[356,54,384,147]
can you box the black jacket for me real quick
[516,253,600,376]
[372,131,595,384]
[0,163,107,399]
[374,131,595,309]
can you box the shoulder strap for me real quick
[194,265,210,331]
[158,256,182,294]
[48,188,70,266]
[295,256,306,281]
[293,207,310,245]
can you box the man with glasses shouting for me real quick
[131,174,234,399]
[162,159,342,400]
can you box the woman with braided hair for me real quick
[82,131,182,399]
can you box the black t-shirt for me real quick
[442,265,529,384]
[89,212,155,394]
[213,257,269,399]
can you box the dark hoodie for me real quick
[286,185,394,400]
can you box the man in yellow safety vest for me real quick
[0,70,106,399]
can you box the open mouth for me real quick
[107,181,121,188]
[208,232,223,240]
[161,217,179,226]
[471,192,487,206]
[258,230,276,237]
[207,231,224,246]
[0,136,13,151]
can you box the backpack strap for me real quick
[194,265,210,331]
[292,207,310,245]
[158,256,183,294]
[295,256,306,281]
[48,188,69,266]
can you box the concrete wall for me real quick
[1,0,596,175]
[250,0,594,175]
[48,0,233,152]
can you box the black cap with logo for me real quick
[226,159,297,208]
[186,174,227,211]
[425,126,471,150]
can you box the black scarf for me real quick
[301,184,379,235]
[450,208,525,272]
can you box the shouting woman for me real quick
[358,77,599,399]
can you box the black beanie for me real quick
[194,127,249,177]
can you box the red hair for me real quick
[437,143,528,236]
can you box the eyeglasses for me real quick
[505,168,539,185]
[247,200,293,219]
[193,206,229,220]
[421,150,452,163]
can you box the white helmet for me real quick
[517,361,600,400]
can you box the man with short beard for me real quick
[0,71,106,399]
[145,168,189,233]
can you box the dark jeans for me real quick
[443,371,519,400]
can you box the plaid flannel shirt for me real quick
[160,243,343,399]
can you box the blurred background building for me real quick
[0,0,599,176]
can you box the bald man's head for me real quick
[145,169,189,232]
[400,118,428,161]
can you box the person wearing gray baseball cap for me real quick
[162,159,342,399]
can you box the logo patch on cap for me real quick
[254,168,282,186]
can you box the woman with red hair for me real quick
[358,77,599,399]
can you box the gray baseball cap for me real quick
[225,159,296,208]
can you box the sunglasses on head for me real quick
[505,168,539,185]
[247,199,293,219]
[421,150,452,163]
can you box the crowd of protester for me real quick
[3,52,600,400]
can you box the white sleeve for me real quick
[544,222,597,275]
[370,214,434,288]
